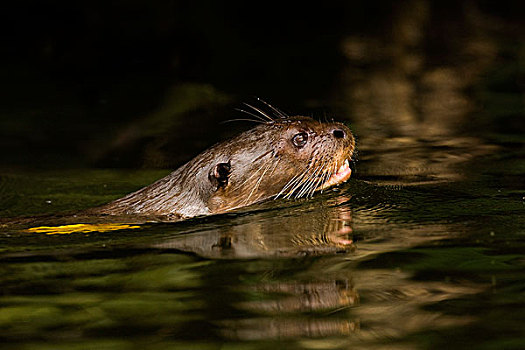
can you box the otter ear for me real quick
[209,161,231,189]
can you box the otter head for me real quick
[99,115,356,219]
[203,116,355,214]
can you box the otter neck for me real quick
[101,160,216,219]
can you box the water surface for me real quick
[2,2,525,348]
[1,127,524,349]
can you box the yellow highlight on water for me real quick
[27,223,141,235]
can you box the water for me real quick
[1,128,524,349]
[2,2,525,349]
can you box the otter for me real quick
[93,107,355,221]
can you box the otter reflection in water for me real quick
[155,193,359,339]
[155,193,355,259]
[93,104,355,221]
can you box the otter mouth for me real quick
[319,159,352,191]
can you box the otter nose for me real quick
[332,128,346,139]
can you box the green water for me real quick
[1,129,524,350]
[2,2,525,348]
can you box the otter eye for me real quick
[292,132,308,148]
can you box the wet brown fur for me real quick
[94,115,355,220]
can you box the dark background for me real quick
[1,0,524,168]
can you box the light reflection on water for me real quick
[1,94,524,348]
[1,149,514,348]
[1,4,525,347]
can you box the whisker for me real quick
[301,159,330,198]
[306,149,336,197]
[308,160,330,197]
[245,156,276,204]
[283,169,312,199]
[297,157,329,197]
[243,103,274,122]
[221,118,265,124]
[299,165,323,197]
[316,153,339,194]
[266,157,281,179]
[282,176,306,199]
[233,153,274,191]
[235,108,269,123]
[277,160,317,198]
[295,164,324,199]
[275,171,305,199]
[315,164,333,196]
[294,177,314,199]
[252,157,282,202]
[255,97,288,119]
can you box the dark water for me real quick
[2,1,525,349]
[1,130,524,349]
